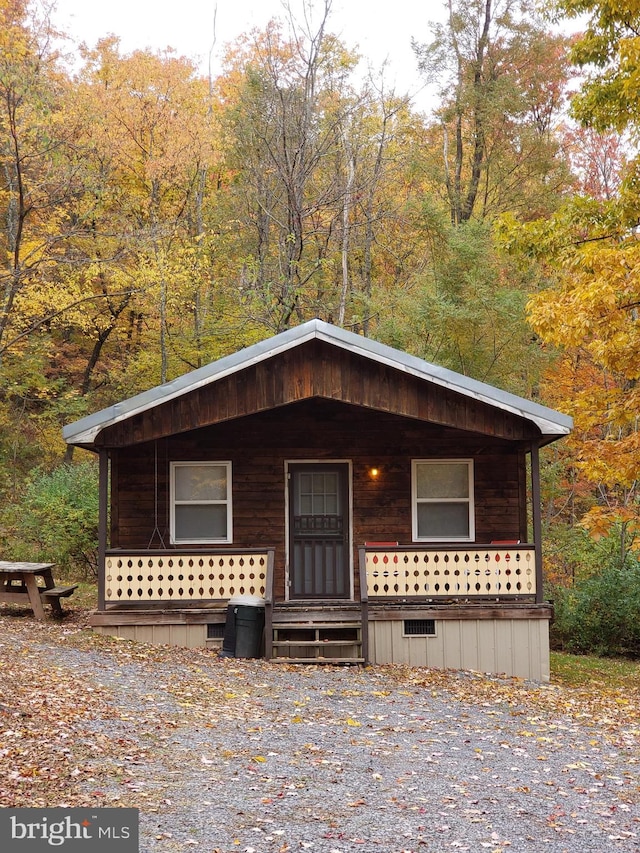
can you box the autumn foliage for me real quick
[0,0,639,655]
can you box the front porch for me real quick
[88,542,551,679]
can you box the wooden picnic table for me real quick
[0,561,77,620]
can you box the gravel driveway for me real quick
[31,640,640,853]
[1,616,638,853]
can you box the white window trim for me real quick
[411,459,475,543]
[170,461,233,545]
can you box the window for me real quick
[412,460,474,542]
[170,462,232,544]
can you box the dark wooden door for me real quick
[289,463,349,599]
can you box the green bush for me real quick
[550,562,640,658]
[5,460,99,578]
[543,523,604,586]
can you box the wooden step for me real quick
[269,619,363,664]
[272,639,360,647]
[272,616,362,627]
[272,622,361,631]
[270,657,365,665]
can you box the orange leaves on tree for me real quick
[527,214,640,552]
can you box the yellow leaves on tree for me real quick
[528,230,640,551]
[529,241,640,377]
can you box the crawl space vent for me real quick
[403,619,436,637]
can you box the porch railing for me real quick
[102,549,274,604]
[101,544,536,607]
[359,544,537,599]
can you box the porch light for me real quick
[369,466,380,479]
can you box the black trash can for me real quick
[221,595,265,659]
[220,602,238,658]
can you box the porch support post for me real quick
[263,548,275,661]
[97,449,109,612]
[530,441,544,604]
[358,547,369,665]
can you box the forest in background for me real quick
[2,0,640,655]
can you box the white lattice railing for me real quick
[104,551,271,602]
[364,546,536,598]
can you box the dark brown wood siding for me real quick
[110,400,528,601]
[98,340,541,447]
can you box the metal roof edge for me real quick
[62,323,321,445]
[63,319,572,445]
[311,322,573,436]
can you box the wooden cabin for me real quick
[63,320,572,680]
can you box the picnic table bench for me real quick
[0,561,77,620]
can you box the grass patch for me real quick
[68,581,97,610]
[551,650,640,693]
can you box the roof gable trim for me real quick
[63,320,573,446]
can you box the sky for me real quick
[51,0,440,112]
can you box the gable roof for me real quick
[63,319,572,448]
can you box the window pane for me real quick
[175,465,227,501]
[296,471,340,515]
[322,493,338,515]
[314,473,338,515]
[175,504,227,540]
[417,502,469,538]
[299,473,312,494]
[416,463,469,499]
[299,495,311,514]
[297,473,313,514]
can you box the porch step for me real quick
[273,639,358,647]
[270,657,365,665]
[269,619,363,664]
[273,620,362,629]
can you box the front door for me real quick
[288,463,350,599]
